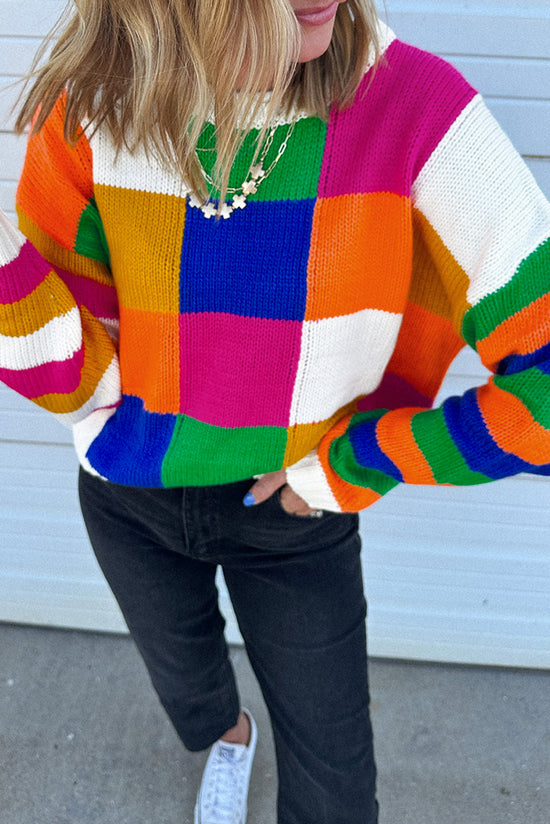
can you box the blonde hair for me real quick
[15,0,381,202]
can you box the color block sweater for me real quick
[2,26,550,512]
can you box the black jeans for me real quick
[78,469,378,824]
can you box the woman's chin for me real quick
[298,25,337,62]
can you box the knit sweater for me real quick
[2,25,550,512]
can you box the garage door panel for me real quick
[1,0,549,666]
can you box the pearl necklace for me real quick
[188,119,296,219]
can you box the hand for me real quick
[244,470,319,517]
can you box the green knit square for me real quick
[161,415,288,486]
[74,199,110,266]
[196,117,327,204]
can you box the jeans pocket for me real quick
[271,489,324,520]
[233,486,359,555]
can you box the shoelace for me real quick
[203,748,247,824]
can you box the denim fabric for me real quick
[78,469,378,824]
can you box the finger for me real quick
[243,469,286,506]
[279,484,316,516]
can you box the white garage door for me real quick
[0,0,549,667]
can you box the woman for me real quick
[1,1,550,822]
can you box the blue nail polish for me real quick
[243,492,256,507]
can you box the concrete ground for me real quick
[0,623,548,824]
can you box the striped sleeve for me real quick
[0,94,120,425]
[287,95,550,512]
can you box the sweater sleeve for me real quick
[0,94,120,426]
[286,95,550,512]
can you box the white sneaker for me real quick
[194,709,258,824]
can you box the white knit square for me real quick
[90,128,188,197]
[286,449,342,512]
[412,95,550,307]
[289,308,402,425]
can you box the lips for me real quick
[294,1,339,26]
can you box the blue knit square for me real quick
[179,198,315,320]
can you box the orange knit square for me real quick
[120,307,180,414]
[388,302,463,400]
[305,192,412,320]
[17,94,93,253]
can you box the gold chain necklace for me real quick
[188,120,296,219]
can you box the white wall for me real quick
[368,0,550,668]
[0,0,549,667]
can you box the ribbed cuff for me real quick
[285,449,343,512]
